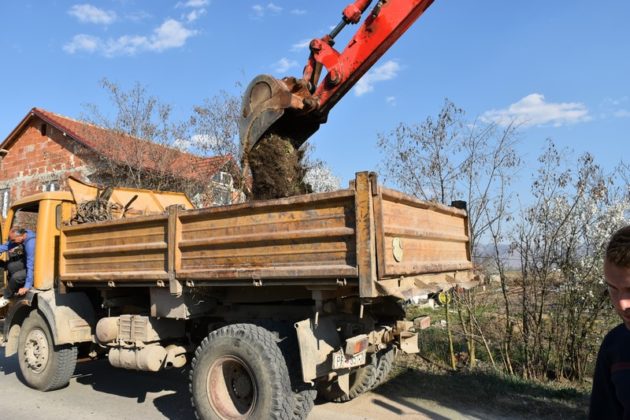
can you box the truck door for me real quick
[7,204,39,292]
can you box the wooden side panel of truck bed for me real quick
[60,215,170,282]
[375,188,472,278]
[59,172,474,295]
[174,190,357,281]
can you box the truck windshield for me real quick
[12,205,39,233]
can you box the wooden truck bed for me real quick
[59,173,474,298]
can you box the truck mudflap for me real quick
[294,316,422,383]
[295,317,340,382]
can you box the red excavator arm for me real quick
[240,0,435,153]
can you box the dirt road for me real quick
[0,348,483,420]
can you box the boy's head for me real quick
[605,226,630,329]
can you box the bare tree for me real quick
[82,78,200,194]
[302,144,341,193]
[377,99,521,369]
[512,141,629,380]
[190,90,241,160]
[377,98,521,256]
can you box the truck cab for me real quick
[1,191,75,292]
[0,181,195,392]
[1,191,92,358]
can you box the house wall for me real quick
[0,115,242,218]
[0,119,96,214]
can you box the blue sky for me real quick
[1,1,629,191]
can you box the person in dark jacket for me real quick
[590,226,630,419]
[0,227,36,308]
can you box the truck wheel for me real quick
[252,319,316,419]
[17,310,78,391]
[372,347,396,387]
[292,387,317,420]
[318,354,378,403]
[190,324,293,420]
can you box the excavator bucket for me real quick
[239,75,322,156]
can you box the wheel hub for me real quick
[24,328,49,373]
[208,356,257,419]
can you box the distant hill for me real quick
[473,243,521,270]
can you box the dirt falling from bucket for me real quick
[247,133,311,200]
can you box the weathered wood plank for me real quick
[354,172,377,298]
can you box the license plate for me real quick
[332,350,366,370]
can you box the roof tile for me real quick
[31,108,234,183]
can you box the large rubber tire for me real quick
[292,386,317,420]
[190,324,293,420]
[277,327,316,420]
[372,347,396,388]
[17,310,78,391]
[318,354,378,403]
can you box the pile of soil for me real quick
[246,133,311,200]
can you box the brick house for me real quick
[0,108,242,217]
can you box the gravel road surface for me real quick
[0,348,478,420]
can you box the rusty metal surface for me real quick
[59,189,358,284]
[375,187,473,279]
[60,215,169,281]
[239,75,321,155]
[354,172,377,298]
[67,176,194,216]
[58,173,473,292]
[176,191,357,281]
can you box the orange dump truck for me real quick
[0,172,474,419]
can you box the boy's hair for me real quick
[10,227,27,236]
[606,226,630,268]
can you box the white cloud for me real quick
[252,5,264,17]
[481,94,591,127]
[173,138,191,151]
[267,3,282,13]
[150,19,196,51]
[191,133,221,149]
[386,96,397,106]
[103,35,149,57]
[290,39,310,52]
[252,3,283,18]
[126,11,152,22]
[272,57,298,74]
[600,97,630,119]
[354,60,400,96]
[609,96,628,106]
[290,9,307,15]
[176,0,209,8]
[64,19,197,57]
[68,4,117,25]
[63,34,100,54]
[186,8,206,22]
